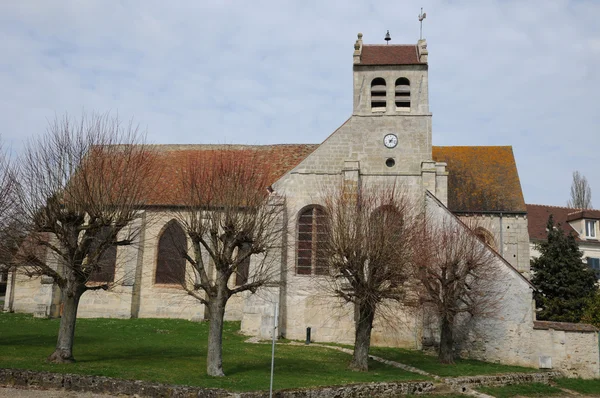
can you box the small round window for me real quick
[385,158,395,167]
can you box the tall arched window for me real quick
[395,77,410,110]
[371,77,387,111]
[155,220,187,284]
[88,226,117,283]
[297,206,327,275]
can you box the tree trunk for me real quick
[350,301,376,372]
[439,314,455,364]
[206,293,228,377]
[47,285,84,363]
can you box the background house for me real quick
[527,204,600,277]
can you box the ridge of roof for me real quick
[527,203,582,211]
[147,143,318,152]
[362,44,416,47]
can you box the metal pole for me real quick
[269,302,278,398]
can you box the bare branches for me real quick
[319,182,418,371]
[10,112,159,363]
[172,148,284,376]
[16,113,157,288]
[567,171,593,209]
[0,138,22,268]
[413,212,502,363]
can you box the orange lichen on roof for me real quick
[432,146,526,213]
[145,144,318,206]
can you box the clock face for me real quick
[383,134,398,148]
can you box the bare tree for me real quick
[319,183,417,372]
[172,149,284,377]
[567,171,593,209]
[413,215,500,364]
[0,138,21,269]
[13,113,158,363]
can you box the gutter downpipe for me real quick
[499,212,504,257]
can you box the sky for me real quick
[0,0,598,207]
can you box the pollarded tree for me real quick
[172,149,284,377]
[531,215,597,322]
[320,183,417,372]
[13,113,158,363]
[413,212,500,364]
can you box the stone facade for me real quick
[4,33,598,378]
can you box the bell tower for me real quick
[352,33,430,116]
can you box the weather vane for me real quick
[418,8,427,40]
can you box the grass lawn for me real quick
[0,313,428,392]
[477,382,564,397]
[368,346,537,377]
[555,377,600,395]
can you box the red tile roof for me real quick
[359,45,423,65]
[432,146,526,213]
[526,204,600,244]
[567,209,600,222]
[534,320,598,333]
[141,144,524,213]
[146,144,318,206]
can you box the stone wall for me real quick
[532,321,600,378]
[425,194,536,369]
[0,368,566,397]
[457,213,530,277]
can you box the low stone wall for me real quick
[443,371,562,392]
[0,369,230,398]
[532,321,600,378]
[0,368,564,397]
[239,382,435,397]
[0,369,435,397]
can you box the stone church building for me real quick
[5,34,599,377]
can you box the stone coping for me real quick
[533,320,598,333]
[0,368,565,398]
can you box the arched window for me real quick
[474,227,497,251]
[297,206,327,275]
[88,226,116,283]
[155,220,187,284]
[370,205,404,240]
[395,77,410,110]
[371,78,387,111]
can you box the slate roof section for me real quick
[533,320,598,333]
[526,204,600,244]
[146,144,319,206]
[432,146,526,213]
[359,45,423,65]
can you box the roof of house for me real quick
[142,144,524,213]
[432,146,526,213]
[526,204,600,243]
[359,45,423,65]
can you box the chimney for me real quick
[417,39,428,63]
[353,33,363,64]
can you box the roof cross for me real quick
[418,8,427,40]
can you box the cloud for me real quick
[0,0,598,206]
